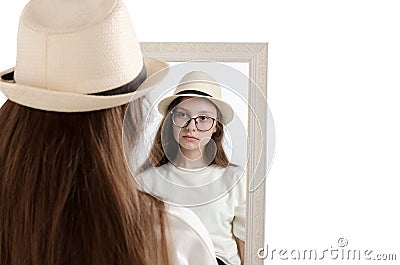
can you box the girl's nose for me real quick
[185,118,197,131]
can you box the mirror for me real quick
[0,42,271,265]
[139,42,270,265]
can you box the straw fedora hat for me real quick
[158,71,234,124]
[0,0,168,112]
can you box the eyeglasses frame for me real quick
[170,110,218,132]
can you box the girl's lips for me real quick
[182,135,199,141]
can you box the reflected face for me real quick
[171,97,218,152]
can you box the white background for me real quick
[1,1,399,264]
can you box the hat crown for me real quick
[179,71,217,84]
[14,0,144,95]
[22,0,117,32]
[175,71,221,98]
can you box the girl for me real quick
[138,71,247,265]
[0,0,217,265]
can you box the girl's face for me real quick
[171,97,218,152]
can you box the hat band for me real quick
[1,71,16,83]
[91,64,147,96]
[1,64,147,96]
[176,90,212,97]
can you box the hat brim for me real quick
[158,94,234,125]
[0,57,168,112]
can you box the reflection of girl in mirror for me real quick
[138,71,247,265]
[0,0,218,264]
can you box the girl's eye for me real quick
[199,115,209,121]
[177,112,188,118]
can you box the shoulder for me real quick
[226,164,246,176]
[224,165,247,201]
[229,165,246,184]
[208,164,245,177]
[220,164,247,188]
[164,205,218,265]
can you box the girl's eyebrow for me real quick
[175,107,216,116]
[174,107,190,112]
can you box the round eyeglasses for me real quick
[171,111,217,131]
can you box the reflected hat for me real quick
[157,71,234,124]
[0,0,168,112]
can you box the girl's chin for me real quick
[179,142,200,151]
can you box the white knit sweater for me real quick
[137,163,247,265]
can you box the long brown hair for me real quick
[142,97,232,171]
[0,99,170,265]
